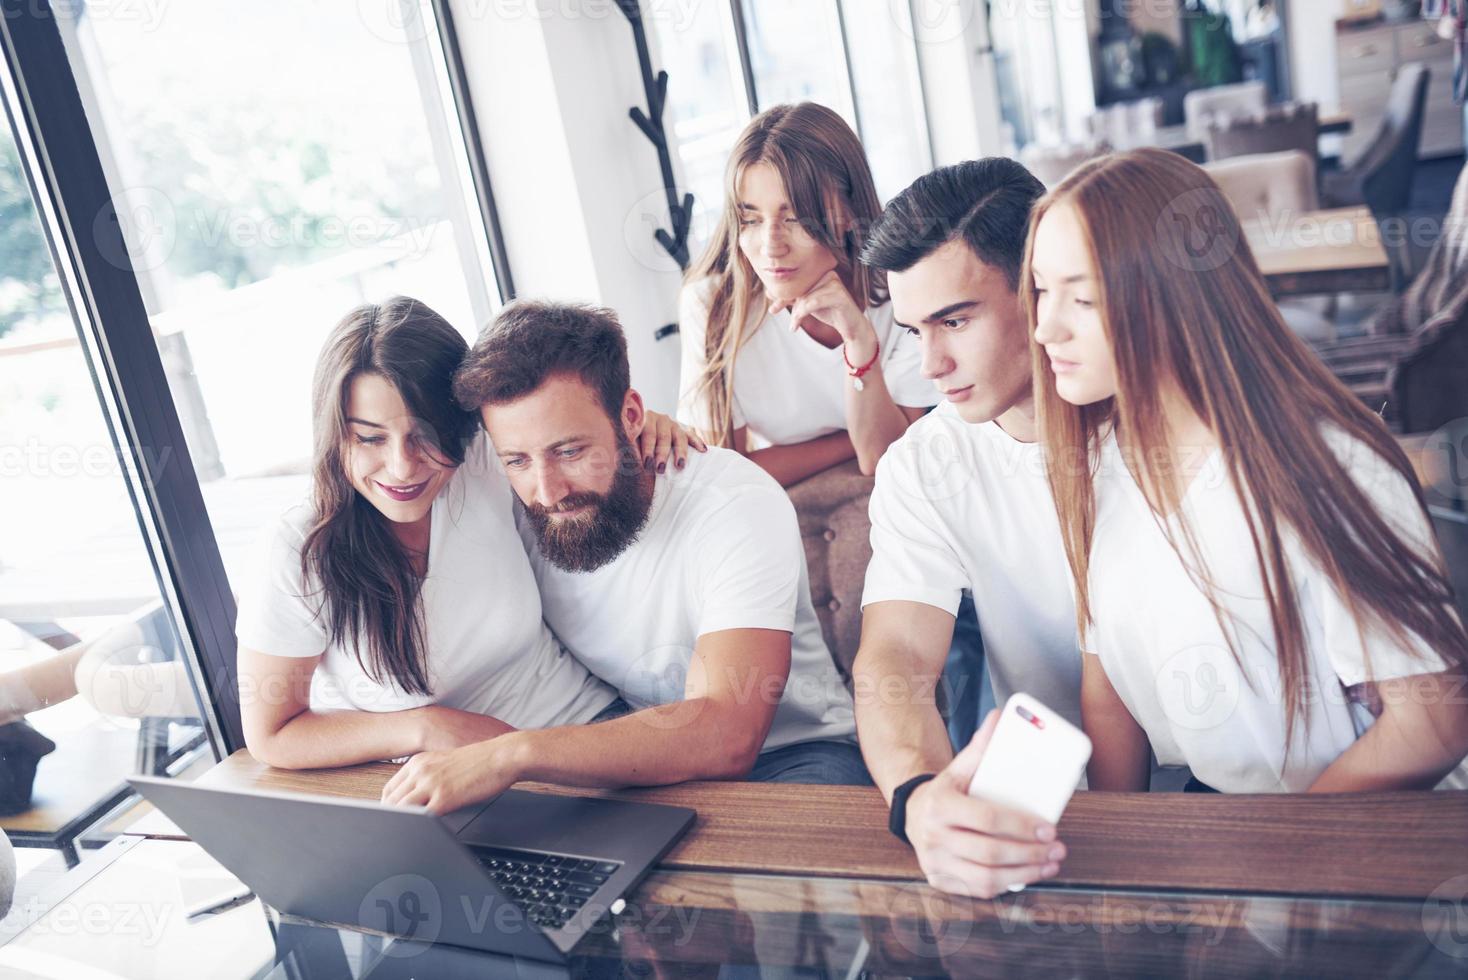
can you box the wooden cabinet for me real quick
[1336,19,1464,160]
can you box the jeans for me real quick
[941,591,992,751]
[589,696,632,723]
[592,696,871,785]
[747,739,872,786]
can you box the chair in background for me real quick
[1018,140,1110,189]
[1310,160,1468,433]
[1433,508,1468,627]
[1203,150,1336,343]
[1321,62,1430,218]
[786,460,873,681]
[1203,102,1320,173]
[1183,79,1268,141]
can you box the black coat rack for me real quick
[615,0,692,341]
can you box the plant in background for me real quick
[0,139,67,341]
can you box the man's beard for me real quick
[521,432,654,573]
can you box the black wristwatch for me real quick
[888,773,937,844]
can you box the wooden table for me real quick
[183,749,1468,902]
[1246,205,1391,297]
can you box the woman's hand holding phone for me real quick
[903,708,1068,899]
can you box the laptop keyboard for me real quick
[472,846,623,931]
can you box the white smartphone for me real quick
[966,693,1092,825]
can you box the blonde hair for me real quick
[684,102,886,447]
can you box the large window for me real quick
[653,0,753,258]
[0,0,510,919]
[57,0,503,586]
[0,60,208,914]
[839,0,934,201]
[652,0,933,256]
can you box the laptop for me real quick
[129,775,694,963]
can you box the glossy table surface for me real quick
[167,750,1468,901]
[3,837,1465,978]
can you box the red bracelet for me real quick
[843,341,880,391]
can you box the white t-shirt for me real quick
[862,402,1084,730]
[676,278,939,448]
[1083,427,1468,792]
[520,446,857,752]
[235,435,616,728]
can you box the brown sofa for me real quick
[786,460,877,681]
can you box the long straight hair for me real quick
[684,102,887,446]
[1026,148,1467,742]
[300,297,478,696]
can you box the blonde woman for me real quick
[678,102,937,486]
[1027,148,1468,793]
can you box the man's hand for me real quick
[415,704,517,754]
[904,709,1067,898]
[381,734,525,814]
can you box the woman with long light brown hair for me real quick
[1026,148,1468,793]
[677,102,936,486]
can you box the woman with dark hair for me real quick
[1027,148,1468,792]
[236,297,695,769]
[678,102,937,486]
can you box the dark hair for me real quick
[301,297,477,697]
[861,158,1045,288]
[453,301,630,420]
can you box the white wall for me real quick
[447,0,686,412]
[910,0,1005,162]
[1288,0,1342,111]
